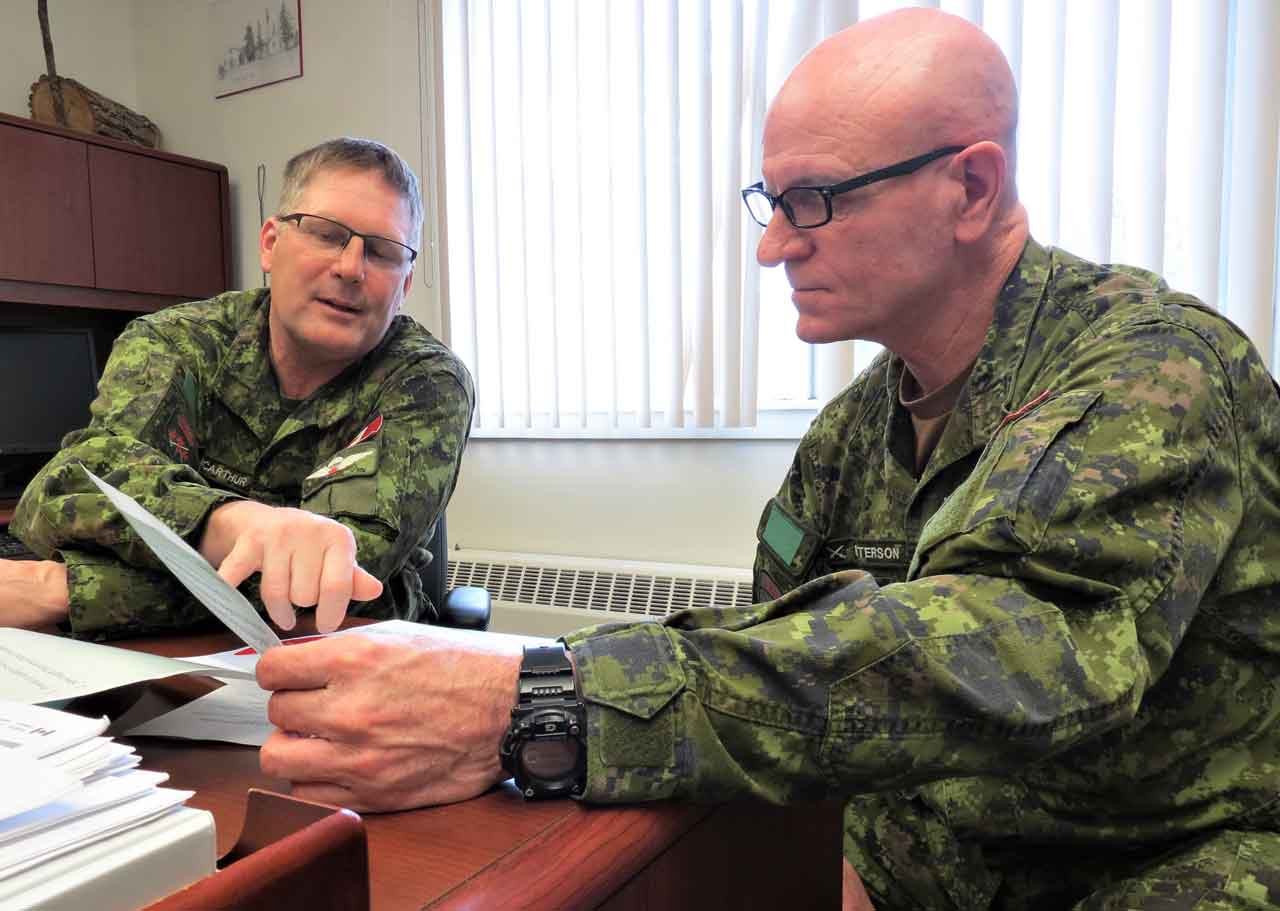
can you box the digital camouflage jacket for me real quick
[565,239,1280,850]
[13,289,474,639]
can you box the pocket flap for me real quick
[574,622,687,720]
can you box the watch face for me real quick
[521,738,581,779]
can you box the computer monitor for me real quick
[0,329,99,492]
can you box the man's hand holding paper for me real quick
[256,624,526,812]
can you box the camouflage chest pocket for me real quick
[300,437,397,533]
[912,389,1102,575]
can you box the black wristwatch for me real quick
[499,644,587,799]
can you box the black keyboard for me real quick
[0,529,38,561]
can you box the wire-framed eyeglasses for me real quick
[741,146,966,229]
[279,212,418,269]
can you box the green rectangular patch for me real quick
[763,503,805,568]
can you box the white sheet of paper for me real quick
[124,679,273,746]
[0,769,168,846]
[124,624,548,746]
[83,752,141,784]
[41,736,110,769]
[345,618,552,649]
[83,467,282,654]
[176,643,283,676]
[59,741,137,781]
[0,701,108,758]
[174,622,547,679]
[124,630,337,745]
[0,787,193,878]
[0,628,254,705]
[0,703,101,823]
[0,752,81,824]
[42,737,119,780]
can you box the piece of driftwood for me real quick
[29,74,161,149]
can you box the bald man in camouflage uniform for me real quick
[3,138,473,640]
[250,12,1277,909]
[685,236,1280,908]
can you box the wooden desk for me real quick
[104,627,840,910]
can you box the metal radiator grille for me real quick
[447,560,754,618]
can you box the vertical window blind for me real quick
[439,0,1280,435]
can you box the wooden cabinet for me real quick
[89,145,228,298]
[0,123,95,287]
[0,111,232,311]
[0,113,233,518]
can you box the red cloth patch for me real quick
[167,415,197,464]
[346,414,383,448]
[998,389,1053,430]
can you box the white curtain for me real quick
[440,0,1280,434]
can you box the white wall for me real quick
[449,438,795,568]
[4,0,800,571]
[0,0,140,120]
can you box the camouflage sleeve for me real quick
[11,319,239,637]
[566,316,1252,804]
[58,552,214,641]
[297,356,474,588]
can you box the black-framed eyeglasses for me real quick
[741,145,966,229]
[279,212,418,269]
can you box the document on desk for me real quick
[0,628,256,705]
[0,753,82,823]
[343,618,551,649]
[123,679,273,746]
[0,701,213,907]
[0,784,193,879]
[0,702,111,822]
[82,467,282,655]
[118,622,550,746]
[116,626,415,745]
[0,769,168,846]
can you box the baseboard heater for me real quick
[447,548,754,638]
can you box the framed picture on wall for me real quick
[211,0,303,99]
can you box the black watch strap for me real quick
[516,644,575,700]
[500,644,588,799]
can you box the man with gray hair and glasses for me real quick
[1,137,474,640]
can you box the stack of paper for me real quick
[0,701,215,910]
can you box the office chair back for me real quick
[423,517,448,619]
[424,515,491,630]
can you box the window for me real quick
[440,0,1279,436]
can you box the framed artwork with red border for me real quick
[212,0,303,99]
